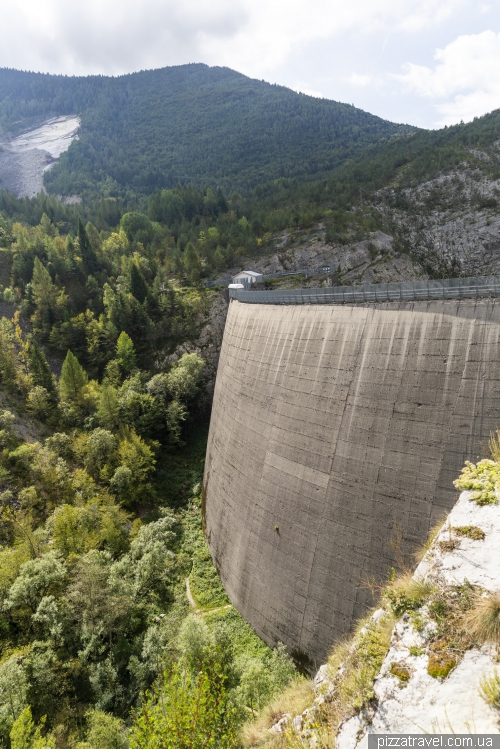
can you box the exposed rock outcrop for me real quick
[0,115,79,198]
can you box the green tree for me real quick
[78,709,129,749]
[67,550,125,652]
[120,212,154,244]
[98,384,120,430]
[4,553,66,614]
[26,386,52,420]
[0,318,20,389]
[85,222,102,254]
[116,332,137,374]
[10,706,55,749]
[165,400,187,445]
[130,264,149,305]
[85,428,117,478]
[77,218,98,272]
[166,354,205,403]
[27,341,55,397]
[59,350,88,403]
[130,657,239,749]
[183,242,202,284]
[31,258,58,332]
[0,655,28,738]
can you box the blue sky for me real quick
[0,0,499,129]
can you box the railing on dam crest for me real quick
[228,275,500,305]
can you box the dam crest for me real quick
[204,279,500,669]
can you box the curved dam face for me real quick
[203,299,500,668]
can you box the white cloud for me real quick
[395,30,500,125]
[0,0,495,128]
[347,73,373,87]
[397,0,464,32]
[0,0,472,77]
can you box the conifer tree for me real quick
[130,263,148,304]
[116,332,137,373]
[59,350,88,403]
[183,242,202,283]
[98,383,120,430]
[31,257,58,326]
[27,340,56,396]
[77,218,97,272]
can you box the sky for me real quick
[0,0,499,129]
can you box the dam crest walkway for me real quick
[229,274,500,305]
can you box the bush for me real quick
[79,709,129,749]
[384,574,433,617]
[130,657,240,749]
[454,460,500,505]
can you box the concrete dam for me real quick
[203,282,500,669]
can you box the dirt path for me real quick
[185,576,232,617]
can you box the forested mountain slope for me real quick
[0,210,306,747]
[0,65,415,199]
[0,107,498,291]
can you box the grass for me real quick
[414,515,448,563]
[320,612,395,734]
[465,591,500,646]
[438,538,460,552]
[383,573,434,616]
[409,646,424,657]
[189,543,230,610]
[240,612,395,748]
[240,679,313,748]
[479,669,500,708]
[206,607,269,660]
[242,447,500,747]
[488,430,500,462]
[390,662,411,683]
[453,525,485,541]
[427,640,457,679]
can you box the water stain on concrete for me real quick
[204,298,500,669]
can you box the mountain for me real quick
[0,64,416,199]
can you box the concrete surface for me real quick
[203,299,500,668]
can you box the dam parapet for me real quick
[204,286,500,669]
[229,274,500,305]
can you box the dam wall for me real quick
[203,298,500,668]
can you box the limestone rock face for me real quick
[336,489,500,743]
[204,298,500,668]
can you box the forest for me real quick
[0,207,310,748]
[2,101,500,282]
[0,65,415,199]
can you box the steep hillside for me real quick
[0,214,304,746]
[0,65,415,199]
